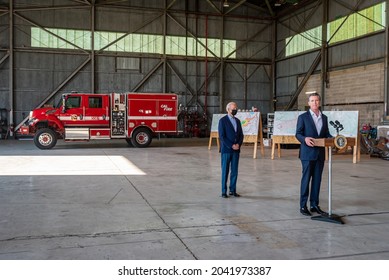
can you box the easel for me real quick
[208,131,220,150]
[208,113,264,159]
[270,135,300,160]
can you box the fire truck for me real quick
[19,92,178,149]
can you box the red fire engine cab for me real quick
[19,92,178,149]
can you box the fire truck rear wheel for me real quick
[131,128,152,148]
[34,128,57,150]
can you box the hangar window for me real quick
[31,28,236,58]
[285,2,385,57]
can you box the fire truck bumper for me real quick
[19,125,30,135]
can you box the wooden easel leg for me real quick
[271,142,275,159]
[260,141,264,157]
[208,136,212,150]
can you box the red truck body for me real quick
[19,92,178,149]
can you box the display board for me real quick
[271,111,359,163]
[210,112,260,135]
[273,111,304,136]
[273,111,359,137]
[209,112,264,158]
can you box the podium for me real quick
[311,137,347,224]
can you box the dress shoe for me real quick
[229,192,241,197]
[221,194,229,198]
[310,206,327,215]
[300,206,311,216]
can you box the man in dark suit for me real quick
[296,92,332,216]
[218,102,244,198]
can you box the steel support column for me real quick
[9,0,14,137]
[385,0,389,117]
[219,8,225,112]
[91,2,95,93]
[272,19,276,112]
[163,0,167,93]
[321,0,328,109]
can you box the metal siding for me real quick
[329,33,385,68]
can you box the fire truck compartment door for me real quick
[157,99,177,132]
[65,128,89,140]
[90,128,110,139]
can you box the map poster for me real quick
[210,112,260,136]
[273,111,359,137]
[273,111,304,136]
[325,111,359,137]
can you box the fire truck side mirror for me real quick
[61,95,67,113]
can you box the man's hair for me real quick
[308,92,321,101]
[226,102,237,111]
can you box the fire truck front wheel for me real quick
[34,128,57,149]
[131,128,152,148]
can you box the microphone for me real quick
[335,120,340,126]
[329,121,335,127]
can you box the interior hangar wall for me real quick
[0,0,273,129]
[275,0,386,126]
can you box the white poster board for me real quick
[209,112,263,158]
[210,112,260,136]
[271,111,360,163]
[273,111,359,137]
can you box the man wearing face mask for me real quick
[218,102,244,198]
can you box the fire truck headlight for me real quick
[28,118,37,125]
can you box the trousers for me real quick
[221,152,240,195]
[300,159,325,208]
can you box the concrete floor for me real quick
[0,137,388,260]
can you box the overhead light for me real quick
[275,0,286,6]
[223,0,230,7]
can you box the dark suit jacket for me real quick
[295,111,332,161]
[218,115,244,154]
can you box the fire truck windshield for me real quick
[55,99,62,108]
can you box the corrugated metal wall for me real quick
[0,0,273,131]
[275,0,387,126]
[1,0,388,132]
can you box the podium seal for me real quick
[334,134,347,149]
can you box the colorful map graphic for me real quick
[211,112,260,135]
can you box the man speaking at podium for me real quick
[296,92,332,216]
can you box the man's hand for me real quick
[232,144,240,150]
[305,137,315,147]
